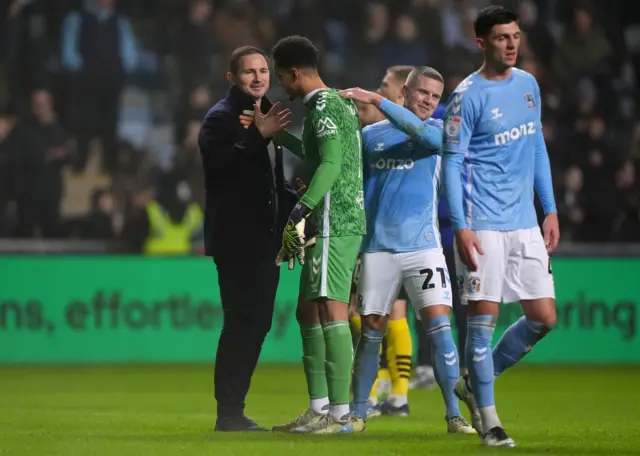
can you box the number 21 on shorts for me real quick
[420,267,449,290]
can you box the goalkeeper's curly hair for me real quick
[272,35,319,70]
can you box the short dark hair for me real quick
[272,35,319,70]
[386,65,415,84]
[229,46,268,75]
[406,66,444,86]
[474,5,519,38]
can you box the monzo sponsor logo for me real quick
[494,122,536,145]
[373,158,415,170]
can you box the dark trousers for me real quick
[214,257,279,418]
[73,77,123,173]
[415,246,468,369]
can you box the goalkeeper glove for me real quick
[276,203,315,270]
[276,236,317,270]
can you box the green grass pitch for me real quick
[1,364,639,455]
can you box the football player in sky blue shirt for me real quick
[410,103,469,392]
[340,67,475,435]
[350,66,417,415]
[442,5,559,448]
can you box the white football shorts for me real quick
[454,227,555,303]
[357,249,453,318]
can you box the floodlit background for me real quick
[1,0,640,247]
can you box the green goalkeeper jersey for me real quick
[297,88,365,238]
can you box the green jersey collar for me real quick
[303,88,329,105]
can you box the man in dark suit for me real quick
[198,46,295,431]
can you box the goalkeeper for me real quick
[250,35,366,435]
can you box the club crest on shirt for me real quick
[525,93,535,108]
[444,116,461,144]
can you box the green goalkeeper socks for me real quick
[300,323,328,400]
[322,321,354,405]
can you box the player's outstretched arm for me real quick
[340,88,441,152]
[242,102,304,158]
[378,98,442,152]
[276,130,305,159]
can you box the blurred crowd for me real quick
[0,0,640,252]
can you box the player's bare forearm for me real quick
[378,98,442,152]
[276,130,304,158]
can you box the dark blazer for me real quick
[198,85,298,262]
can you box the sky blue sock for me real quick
[466,315,496,408]
[493,316,551,376]
[352,326,384,420]
[424,315,461,420]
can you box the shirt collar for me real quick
[303,88,328,105]
[227,85,271,113]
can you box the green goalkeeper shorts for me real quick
[300,235,363,303]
